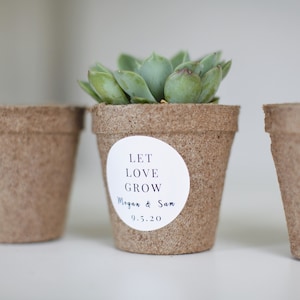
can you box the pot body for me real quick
[264,103,300,258]
[92,103,239,255]
[0,106,84,243]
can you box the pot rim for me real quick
[264,103,300,133]
[0,105,86,133]
[263,102,300,108]
[91,103,240,134]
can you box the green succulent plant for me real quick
[78,50,231,104]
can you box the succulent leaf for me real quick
[79,50,231,104]
[164,69,202,103]
[89,62,111,73]
[118,53,141,72]
[198,52,221,76]
[88,71,129,104]
[220,60,232,79]
[197,66,222,103]
[78,80,102,102]
[209,97,220,104]
[170,51,190,69]
[174,60,202,74]
[131,96,159,104]
[138,52,173,101]
[114,70,157,103]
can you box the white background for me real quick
[1,0,300,299]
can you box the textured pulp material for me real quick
[0,106,85,243]
[264,103,300,259]
[92,103,240,255]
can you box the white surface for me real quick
[1,130,300,300]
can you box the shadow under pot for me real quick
[91,103,239,255]
[264,103,300,259]
[0,105,85,243]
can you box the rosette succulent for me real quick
[78,51,231,104]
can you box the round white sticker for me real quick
[106,136,190,231]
